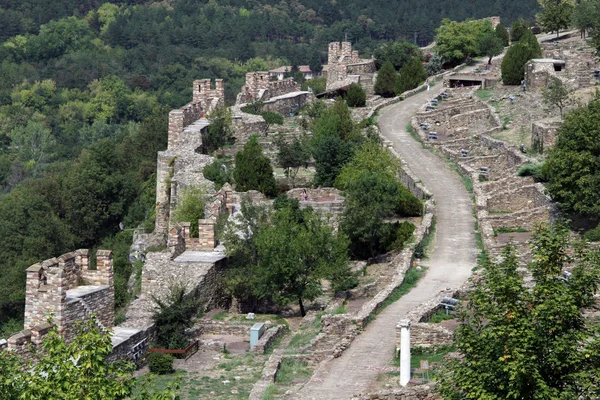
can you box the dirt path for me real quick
[298,87,478,399]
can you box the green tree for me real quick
[10,120,56,165]
[510,18,530,42]
[426,52,444,76]
[437,223,600,400]
[152,283,202,350]
[276,134,310,188]
[173,186,206,237]
[341,171,402,259]
[203,158,231,190]
[373,40,422,70]
[434,19,494,64]
[542,77,570,117]
[233,135,277,197]
[0,318,179,399]
[572,0,600,38]
[478,32,505,64]
[345,83,366,107]
[204,106,234,154]
[334,140,400,190]
[544,97,600,218]
[374,61,398,98]
[253,204,351,316]
[501,31,542,85]
[395,57,427,94]
[537,0,575,37]
[261,110,284,134]
[495,22,510,46]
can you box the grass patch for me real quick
[428,309,456,323]
[494,227,528,236]
[415,217,436,260]
[410,346,455,369]
[372,266,428,319]
[460,173,473,193]
[287,312,323,350]
[332,303,347,314]
[406,122,422,143]
[262,384,281,400]
[475,88,494,101]
[212,311,228,321]
[275,358,313,384]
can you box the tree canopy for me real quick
[233,135,277,197]
[0,318,179,400]
[437,223,600,399]
[537,0,575,37]
[544,97,600,218]
[434,19,494,64]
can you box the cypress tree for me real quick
[233,135,277,197]
[374,61,398,98]
[395,57,427,95]
[495,23,510,46]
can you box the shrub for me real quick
[203,158,231,190]
[203,106,234,153]
[393,221,416,249]
[517,162,547,182]
[345,83,366,107]
[148,353,174,375]
[173,186,206,237]
[501,32,541,86]
[584,225,600,242]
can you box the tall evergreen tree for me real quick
[374,61,398,98]
[233,135,277,197]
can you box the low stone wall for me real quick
[252,325,287,353]
[263,92,315,115]
[189,319,250,337]
[395,290,457,350]
[352,385,440,400]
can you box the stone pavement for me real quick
[298,86,478,399]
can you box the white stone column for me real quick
[399,319,411,387]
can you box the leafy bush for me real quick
[501,31,542,86]
[517,162,547,182]
[203,159,232,190]
[393,221,416,249]
[173,186,206,237]
[203,106,234,153]
[584,225,600,242]
[345,83,366,107]
[152,283,202,350]
[147,353,174,375]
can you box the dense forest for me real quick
[0,0,539,335]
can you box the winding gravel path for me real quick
[298,86,477,399]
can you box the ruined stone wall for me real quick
[531,119,562,153]
[237,74,300,104]
[63,286,113,342]
[262,92,315,115]
[8,249,115,360]
[346,62,377,75]
[252,325,287,353]
[354,385,440,400]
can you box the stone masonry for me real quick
[7,249,116,360]
[325,41,377,93]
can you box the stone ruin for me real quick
[531,118,563,154]
[413,89,558,261]
[2,249,147,364]
[324,41,377,94]
[525,40,598,91]
[236,71,315,115]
